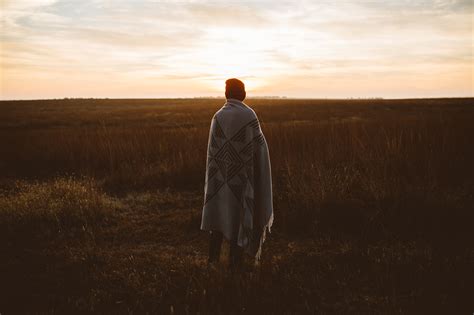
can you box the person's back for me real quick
[200,78,274,271]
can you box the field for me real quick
[0,98,473,314]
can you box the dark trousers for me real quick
[208,230,243,270]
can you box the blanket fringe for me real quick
[255,212,274,263]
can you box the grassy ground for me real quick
[0,98,473,313]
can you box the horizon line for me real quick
[1,96,473,102]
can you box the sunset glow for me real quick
[1,0,472,99]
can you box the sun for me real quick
[191,27,274,94]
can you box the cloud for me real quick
[1,0,57,10]
[1,0,472,99]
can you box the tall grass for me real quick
[0,98,473,313]
[0,178,117,247]
[1,98,472,242]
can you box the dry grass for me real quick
[0,178,117,246]
[0,98,473,313]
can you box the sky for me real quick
[0,0,473,99]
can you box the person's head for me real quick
[225,78,246,101]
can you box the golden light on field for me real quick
[0,0,473,99]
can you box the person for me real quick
[200,78,274,271]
